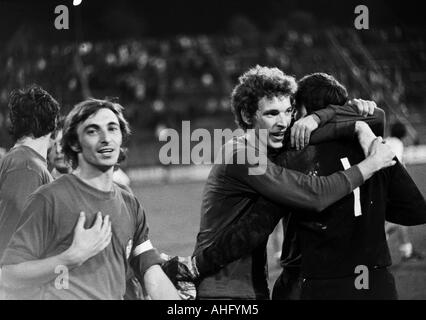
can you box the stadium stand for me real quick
[1,27,425,168]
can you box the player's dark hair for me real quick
[62,99,131,169]
[8,84,60,141]
[50,116,66,140]
[295,73,348,113]
[390,121,407,139]
[57,116,65,130]
[231,65,297,130]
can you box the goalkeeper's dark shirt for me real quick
[193,130,364,299]
[280,137,426,280]
[193,105,425,298]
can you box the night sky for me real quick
[0,0,424,42]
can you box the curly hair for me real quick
[295,73,348,113]
[8,84,60,141]
[231,65,297,130]
[62,99,131,169]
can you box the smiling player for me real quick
[0,99,179,300]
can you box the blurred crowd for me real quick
[1,26,425,165]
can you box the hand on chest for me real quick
[54,198,135,251]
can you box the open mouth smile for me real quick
[270,130,286,139]
[97,147,115,156]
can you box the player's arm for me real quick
[291,100,385,149]
[1,255,78,289]
[129,202,180,300]
[1,195,112,289]
[385,160,426,225]
[194,197,282,277]
[312,99,382,131]
[130,241,180,300]
[143,265,181,300]
[230,137,395,212]
[310,106,385,145]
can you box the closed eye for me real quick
[285,107,295,114]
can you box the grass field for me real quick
[133,164,426,300]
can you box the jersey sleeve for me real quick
[385,161,426,225]
[312,105,339,124]
[310,105,385,145]
[130,201,164,278]
[227,151,364,212]
[333,104,385,136]
[1,192,54,266]
[195,197,282,276]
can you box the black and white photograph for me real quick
[0,0,425,308]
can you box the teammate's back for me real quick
[0,145,53,256]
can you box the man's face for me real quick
[252,95,294,149]
[48,130,70,173]
[75,108,122,173]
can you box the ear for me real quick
[240,110,252,127]
[295,105,307,120]
[70,142,81,153]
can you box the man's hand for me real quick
[291,114,320,150]
[161,254,198,300]
[368,137,396,169]
[357,137,396,180]
[348,98,376,117]
[64,211,112,266]
[355,121,377,157]
[161,254,199,283]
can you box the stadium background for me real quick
[0,0,425,299]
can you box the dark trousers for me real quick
[273,267,397,300]
[300,268,398,300]
[272,269,303,300]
